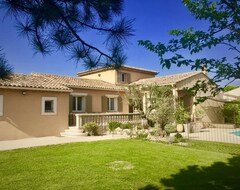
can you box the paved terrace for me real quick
[0,134,128,151]
[0,128,239,151]
[182,128,240,144]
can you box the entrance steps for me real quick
[60,126,86,137]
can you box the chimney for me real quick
[201,64,208,75]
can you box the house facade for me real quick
[0,65,223,140]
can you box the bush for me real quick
[136,133,148,139]
[83,122,99,136]
[136,125,143,130]
[223,103,240,124]
[164,124,177,133]
[121,123,133,129]
[174,132,185,143]
[108,121,122,132]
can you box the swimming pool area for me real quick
[230,131,240,137]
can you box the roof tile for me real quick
[31,72,125,91]
[131,71,203,86]
[0,74,71,91]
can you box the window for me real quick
[106,95,118,112]
[72,96,86,112]
[0,95,3,116]
[71,93,87,112]
[118,72,130,83]
[42,97,57,115]
[120,73,125,82]
[108,98,116,111]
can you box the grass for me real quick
[0,139,240,189]
[187,140,240,155]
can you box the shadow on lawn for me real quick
[139,156,240,190]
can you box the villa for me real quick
[0,65,222,140]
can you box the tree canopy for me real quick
[0,0,134,71]
[0,48,13,79]
[139,0,240,98]
[127,85,175,128]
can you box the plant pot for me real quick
[177,124,184,132]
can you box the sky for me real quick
[0,0,239,86]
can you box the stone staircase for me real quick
[60,126,86,137]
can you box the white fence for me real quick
[74,113,143,128]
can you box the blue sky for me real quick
[0,0,239,86]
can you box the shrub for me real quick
[136,125,143,130]
[121,123,133,129]
[136,133,148,139]
[108,121,122,132]
[174,132,185,143]
[164,124,177,133]
[83,122,99,136]
[223,103,240,124]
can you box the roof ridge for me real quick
[156,71,202,78]
[77,65,159,76]
[131,70,204,86]
[138,71,202,81]
[31,72,79,78]
[31,72,120,85]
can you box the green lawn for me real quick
[0,139,240,190]
[188,140,240,155]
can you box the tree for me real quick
[0,48,13,79]
[145,85,174,129]
[127,85,175,129]
[126,84,144,113]
[0,0,134,69]
[139,0,240,99]
[223,85,240,125]
[224,85,239,92]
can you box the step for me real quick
[60,132,87,137]
[60,127,86,137]
[67,126,83,131]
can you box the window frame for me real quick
[106,94,118,112]
[0,95,3,116]
[41,97,57,115]
[71,93,87,112]
[120,73,125,82]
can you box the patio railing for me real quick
[72,113,143,128]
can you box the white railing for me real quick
[74,113,143,128]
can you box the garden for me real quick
[0,139,240,189]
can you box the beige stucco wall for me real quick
[0,89,69,140]
[71,88,129,113]
[117,69,156,83]
[176,73,209,90]
[176,73,224,123]
[196,95,224,123]
[80,68,156,84]
[80,70,117,84]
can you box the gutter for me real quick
[0,86,73,93]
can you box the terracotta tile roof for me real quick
[0,72,126,91]
[31,72,126,91]
[0,74,71,91]
[131,71,203,86]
